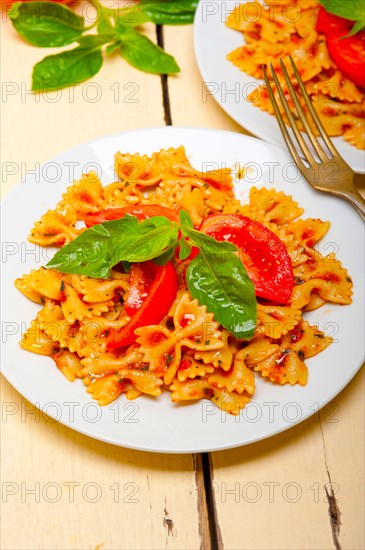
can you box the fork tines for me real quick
[262,56,338,167]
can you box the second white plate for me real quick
[194,0,365,174]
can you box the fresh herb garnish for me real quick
[32,40,105,91]
[8,2,85,47]
[47,214,178,278]
[46,210,257,339]
[319,0,365,35]
[8,0,198,91]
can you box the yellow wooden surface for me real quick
[1,10,364,550]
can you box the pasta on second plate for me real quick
[226,0,365,150]
[15,146,353,414]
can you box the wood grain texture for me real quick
[210,370,364,550]
[0,378,203,550]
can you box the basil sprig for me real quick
[46,211,257,340]
[8,0,195,91]
[319,0,365,35]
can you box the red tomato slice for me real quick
[316,6,352,35]
[123,262,156,317]
[200,214,293,304]
[316,6,365,89]
[326,32,365,89]
[84,205,179,227]
[106,261,178,350]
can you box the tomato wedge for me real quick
[84,205,179,227]
[200,214,293,304]
[106,261,178,350]
[326,32,365,89]
[316,7,365,89]
[316,6,351,36]
[123,262,156,317]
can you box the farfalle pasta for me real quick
[16,146,352,414]
[226,0,365,150]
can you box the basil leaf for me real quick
[32,44,103,91]
[118,30,180,74]
[106,41,122,55]
[97,12,114,35]
[181,226,237,256]
[121,261,132,273]
[348,19,365,35]
[179,209,194,228]
[47,226,115,279]
[119,225,179,262]
[47,217,139,278]
[178,238,192,260]
[76,34,116,48]
[46,215,177,277]
[9,1,85,47]
[153,244,177,265]
[187,251,257,339]
[140,0,198,25]
[319,0,365,35]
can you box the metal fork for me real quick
[262,57,365,221]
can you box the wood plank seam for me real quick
[201,453,223,550]
[194,454,212,549]
[156,25,173,126]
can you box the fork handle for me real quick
[339,187,365,221]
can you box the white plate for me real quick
[194,0,365,174]
[1,127,364,453]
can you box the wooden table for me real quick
[1,7,364,549]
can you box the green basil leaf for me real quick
[121,260,132,273]
[9,1,85,47]
[140,0,198,25]
[106,41,122,55]
[97,12,114,34]
[32,44,103,91]
[115,7,151,28]
[187,251,257,339]
[178,238,192,260]
[179,209,194,228]
[46,215,177,277]
[348,19,365,35]
[119,225,179,262]
[153,244,177,265]
[119,30,180,74]
[76,34,116,48]
[47,217,139,278]
[181,226,237,255]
